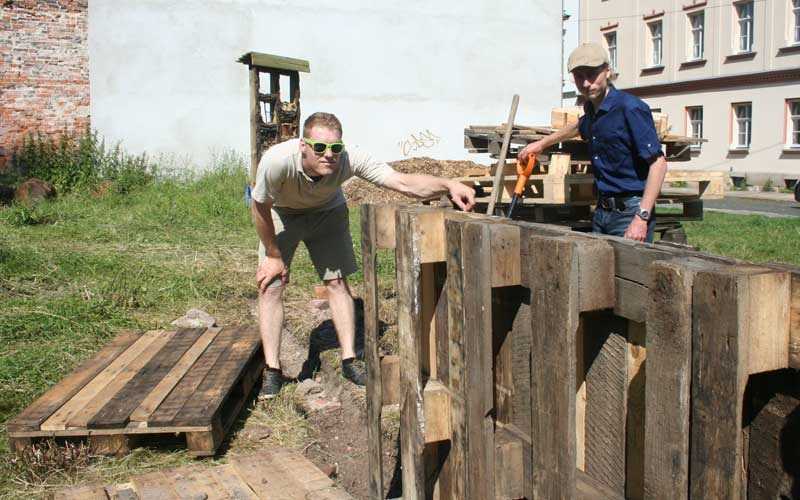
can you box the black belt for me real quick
[597,192,643,210]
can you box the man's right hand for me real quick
[256,256,288,292]
[517,140,545,163]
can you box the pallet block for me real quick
[8,325,264,456]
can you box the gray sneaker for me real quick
[341,358,366,386]
[258,367,284,401]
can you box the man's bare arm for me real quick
[517,121,580,162]
[381,172,476,211]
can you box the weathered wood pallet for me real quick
[464,124,701,161]
[7,325,264,456]
[361,203,800,500]
[459,161,725,204]
[57,448,353,499]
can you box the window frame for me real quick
[793,0,800,45]
[732,102,752,149]
[688,11,705,60]
[735,1,754,53]
[648,20,663,67]
[787,99,800,149]
[604,31,618,71]
[686,106,704,150]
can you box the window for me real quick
[736,2,754,53]
[793,0,800,44]
[604,31,617,70]
[687,106,703,149]
[689,11,705,60]
[788,100,800,148]
[733,103,752,148]
[648,21,663,66]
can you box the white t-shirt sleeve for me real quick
[347,146,396,186]
[252,149,289,204]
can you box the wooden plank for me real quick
[67,330,177,429]
[231,449,336,499]
[248,66,260,186]
[421,262,437,379]
[396,208,428,500]
[164,466,227,500]
[89,328,206,429]
[130,471,180,499]
[423,381,451,443]
[576,469,626,500]
[690,268,749,499]
[243,51,310,73]
[583,311,628,496]
[129,327,221,425]
[380,355,400,406]
[445,217,468,500]
[208,464,259,500]
[361,204,384,500]
[461,221,495,500]
[494,429,525,500]
[490,224,521,287]
[147,326,237,426]
[373,203,399,249]
[741,267,791,374]
[527,232,579,499]
[41,330,164,431]
[643,260,695,500]
[172,326,261,427]
[576,317,586,472]
[614,277,648,323]
[626,320,646,500]
[57,484,109,500]
[7,331,140,432]
[790,271,800,369]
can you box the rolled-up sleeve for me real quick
[252,155,284,204]
[625,102,664,162]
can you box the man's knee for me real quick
[259,283,285,303]
[324,277,350,295]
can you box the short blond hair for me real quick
[303,112,343,138]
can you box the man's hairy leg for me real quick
[258,285,285,369]
[326,277,356,360]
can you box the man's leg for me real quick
[325,277,357,360]
[258,284,285,369]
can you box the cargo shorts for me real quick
[258,204,358,287]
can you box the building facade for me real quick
[578,0,800,184]
[0,0,90,170]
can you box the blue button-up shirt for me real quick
[578,85,664,195]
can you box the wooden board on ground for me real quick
[7,325,264,456]
[56,449,353,499]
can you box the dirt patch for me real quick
[343,156,486,206]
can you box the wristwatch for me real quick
[636,208,651,221]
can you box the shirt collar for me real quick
[583,84,619,116]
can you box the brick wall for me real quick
[0,0,89,169]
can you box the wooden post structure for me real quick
[237,52,310,186]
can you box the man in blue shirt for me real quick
[518,43,667,242]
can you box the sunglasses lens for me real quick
[330,143,344,154]
[312,142,327,154]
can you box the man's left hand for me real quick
[448,181,476,211]
[625,216,649,242]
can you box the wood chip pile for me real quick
[344,157,486,206]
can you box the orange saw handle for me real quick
[513,154,536,196]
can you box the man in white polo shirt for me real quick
[252,112,475,399]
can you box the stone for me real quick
[15,178,55,203]
[170,309,217,328]
[295,379,324,398]
[296,396,341,414]
[239,424,272,441]
[308,299,329,312]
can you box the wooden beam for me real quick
[380,355,400,406]
[494,429,525,500]
[238,52,311,73]
[527,232,580,499]
[248,67,260,186]
[490,224,521,287]
[423,381,451,444]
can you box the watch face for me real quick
[638,209,651,221]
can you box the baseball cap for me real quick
[568,43,611,72]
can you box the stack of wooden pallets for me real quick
[7,325,264,456]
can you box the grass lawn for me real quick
[0,161,797,497]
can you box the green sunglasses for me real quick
[303,138,345,155]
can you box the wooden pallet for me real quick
[7,325,264,456]
[457,157,724,206]
[361,204,800,500]
[57,448,353,499]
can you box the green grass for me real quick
[0,157,798,497]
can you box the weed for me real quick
[762,178,774,192]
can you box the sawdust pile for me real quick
[343,157,487,206]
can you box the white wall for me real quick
[89,0,563,169]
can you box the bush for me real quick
[12,129,156,194]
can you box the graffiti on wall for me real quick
[397,129,441,157]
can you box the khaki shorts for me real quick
[258,204,358,286]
